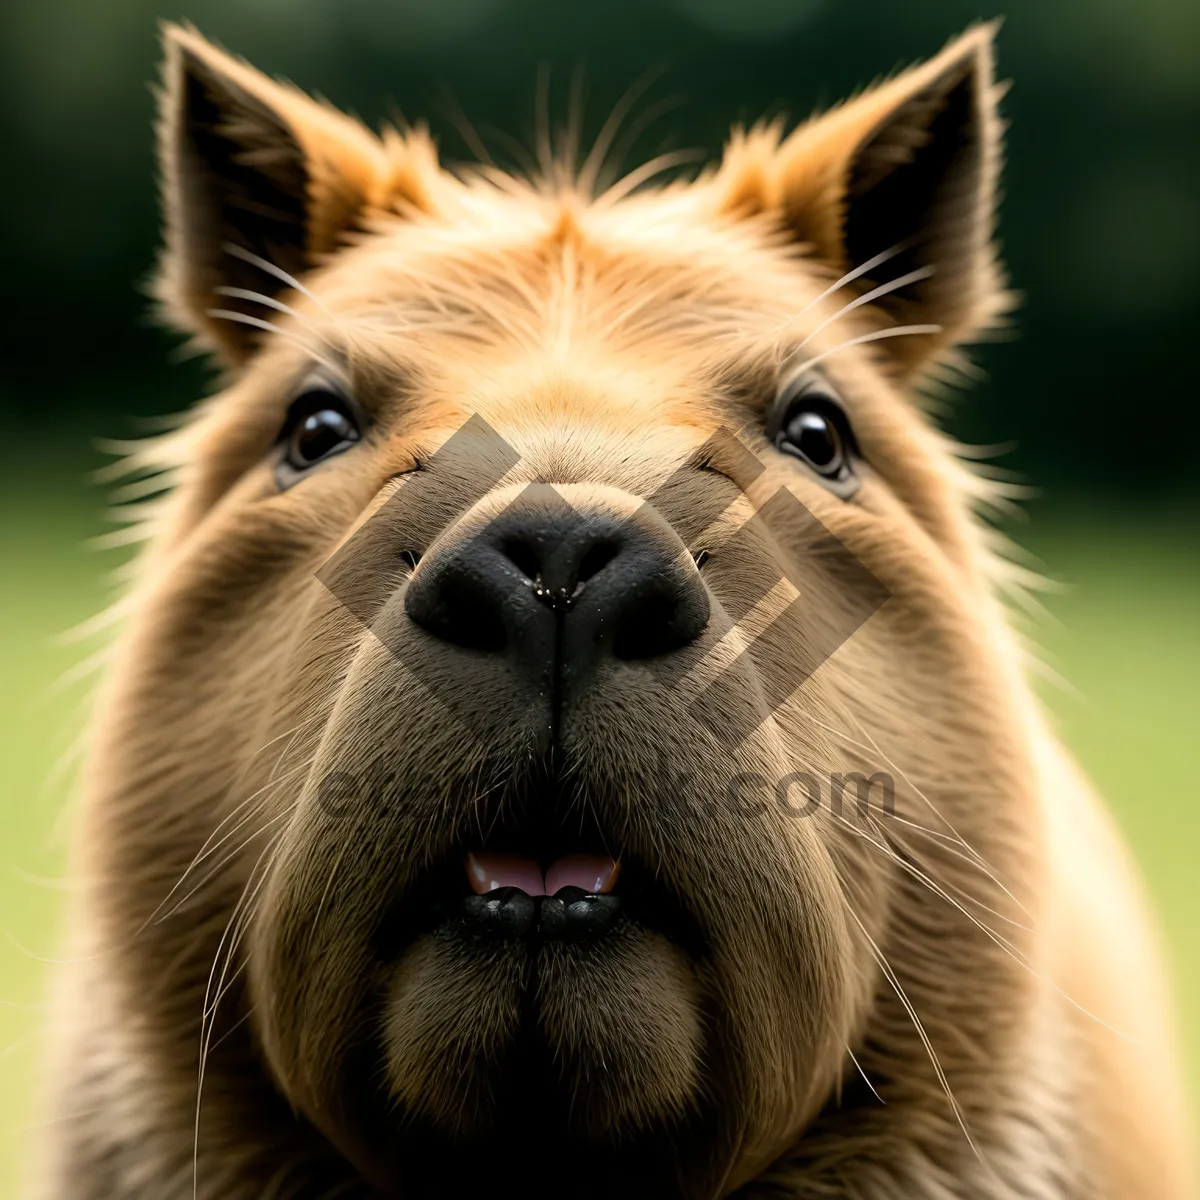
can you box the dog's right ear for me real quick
[712,24,1006,378]
[155,25,441,363]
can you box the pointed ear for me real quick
[716,24,1007,373]
[155,25,439,362]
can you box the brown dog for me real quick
[33,22,1193,1199]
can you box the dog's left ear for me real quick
[715,23,1006,373]
[155,24,442,362]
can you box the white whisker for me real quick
[798,266,934,347]
[798,243,909,315]
[832,807,1136,1042]
[841,899,980,1159]
[831,809,1031,950]
[846,1044,886,1106]
[157,802,299,928]
[578,69,666,198]
[595,149,704,207]
[794,324,943,373]
[204,309,338,368]
[142,758,311,932]
[810,712,997,876]
[194,832,281,1200]
[222,243,328,314]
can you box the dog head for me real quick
[88,24,1039,1197]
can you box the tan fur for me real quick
[33,23,1193,1200]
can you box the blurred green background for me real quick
[1,0,1197,1193]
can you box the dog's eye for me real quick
[276,382,361,488]
[767,372,859,499]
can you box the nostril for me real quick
[499,536,543,583]
[414,574,508,653]
[613,588,686,661]
[577,539,619,584]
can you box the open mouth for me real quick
[375,780,705,958]
[462,850,622,939]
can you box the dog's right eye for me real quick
[766,370,860,500]
[275,382,362,488]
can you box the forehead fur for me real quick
[305,184,839,365]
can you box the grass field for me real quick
[1,485,1197,1194]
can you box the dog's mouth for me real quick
[459,850,622,939]
[375,783,705,958]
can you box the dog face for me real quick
[87,24,1042,1197]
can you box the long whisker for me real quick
[830,809,1031,947]
[204,309,341,374]
[46,646,112,696]
[219,243,387,369]
[792,323,943,372]
[794,243,909,317]
[841,898,980,1159]
[142,759,311,931]
[535,65,553,184]
[435,87,496,167]
[811,714,1026,916]
[205,868,271,1026]
[577,68,668,198]
[810,711,996,875]
[213,285,313,324]
[845,1044,885,1106]
[212,285,342,360]
[797,266,934,347]
[203,1005,255,1061]
[157,801,301,929]
[477,125,541,181]
[562,63,587,188]
[833,809,1135,1040]
[595,94,686,196]
[194,831,282,1200]
[222,243,330,316]
[594,148,706,207]
[106,470,181,504]
[883,818,1031,928]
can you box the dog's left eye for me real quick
[276,382,362,488]
[767,372,860,498]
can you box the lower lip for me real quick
[460,885,622,940]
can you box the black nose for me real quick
[404,487,709,692]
